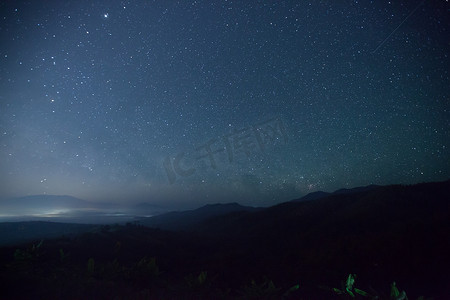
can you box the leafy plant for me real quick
[238,277,281,299]
[198,271,207,284]
[136,256,159,278]
[101,259,123,280]
[282,283,300,297]
[330,274,431,300]
[390,282,408,300]
[14,240,44,262]
[332,274,376,298]
[185,271,208,288]
[129,256,160,284]
[14,248,32,262]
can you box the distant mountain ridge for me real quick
[2,180,448,247]
[195,180,450,237]
[133,181,448,232]
[139,202,261,231]
[291,184,380,202]
[138,184,383,231]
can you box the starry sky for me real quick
[0,0,448,209]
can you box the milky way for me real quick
[0,1,448,209]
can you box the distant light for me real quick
[103,13,109,19]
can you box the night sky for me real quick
[1,1,448,209]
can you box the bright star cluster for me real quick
[0,1,448,209]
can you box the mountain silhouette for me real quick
[291,184,380,202]
[0,180,449,299]
[197,181,449,238]
[139,202,260,231]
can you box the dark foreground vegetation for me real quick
[0,180,449,299]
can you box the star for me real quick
[0,1,447,208]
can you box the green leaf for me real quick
[346,288,355,297]
[354,288,369,297]
[346,274,356,290]
[391,282,400,298]
[197,271,207,285]
[283,284,300,297]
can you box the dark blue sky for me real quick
[0,0,448,209]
